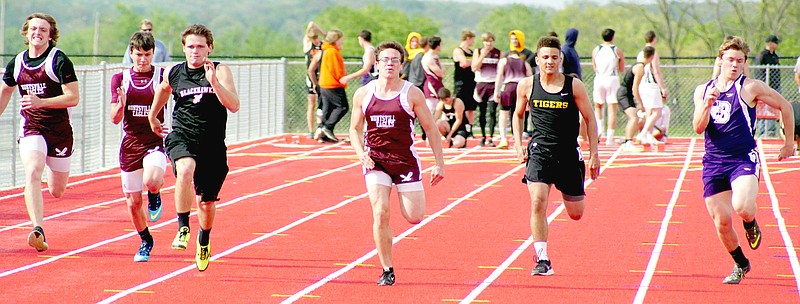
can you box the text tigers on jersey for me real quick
[370,115,396,128]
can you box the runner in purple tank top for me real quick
[0,13,79,253]
[692,36,795,284]
[109,31,167,262]
[349,41,444,286]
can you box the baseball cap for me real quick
[765,34,780,44]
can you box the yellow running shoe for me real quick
[171,226,190,250]
[196,239,211,271]
[497,138,508,149]
[27,227,48,252]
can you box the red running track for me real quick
[0,136,798,303]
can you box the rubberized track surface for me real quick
[1,135,798,303]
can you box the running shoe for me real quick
[313,127,323,140]
[321,128,339,142]
[497,138,508,149]
[531,259,554,276]
[27,226,48,252]
[486,139,496,147]
[377,267,395,286]
[622,141,641,152]
[134,241,153,262]
[605,137,617,146]
[722,262,750,284]
[147,192,162,222]
[196,239,211,271]
[745,220,762,250]
[171,226,190,250]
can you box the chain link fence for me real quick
[2,59,797,188]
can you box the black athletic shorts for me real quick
[165,131,229,202]
[456,84,478,111]
[522,143,586,197]
[618,94,636,112]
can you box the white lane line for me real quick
[282,168,524,303]
[98,144,480,303]
[757,142,800,296]
[0,142,342,233]
[1,159,360,279]
[458,144,625,304]
[632,138,696,304]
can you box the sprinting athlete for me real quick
[0,13,79,252]
[692,36,794,284]
[149,24,240,271]
[349,40,444,286]
[110,31,166,262]
[512,36,600,277]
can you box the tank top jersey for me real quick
[169,62,228,143]
[10,47,73,136]
[453,47,475,93]
[111,67,165,171]
[637,49,659,88]
[443,102,467,132]
[361,81,418,160]
[362,45,378,86]
[474,48,501,83]
[618,62,644,99]
[528,74,579,151]
[594,44,619,77]
[423,55,444,98]
[305,42,322,80]
[702,74,757,159]
[503,56,527,84]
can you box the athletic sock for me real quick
[198,228,211,246]
[729,246,749,267]
[743,218,756,230]
[138,227,154,245]
[606,129,615,139]
[499,124,506,138]
[533,241,548,261]
[177,212,190,230]
[597,119,604,136]
[33,225,46,241]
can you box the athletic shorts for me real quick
[165,131,229,202]
[618,94,636,111]
[305,75,319,95]
[364,148,422,191]
[593,75,620,104]
[456,83,478,111]
[120,152,167,193]
[500,82,518,111]
[702,149,760,198]
[19,119,74,158]
[639,84,663,109]
[18,135,71,172]
[474,82,495,103]
[522,143,586,197]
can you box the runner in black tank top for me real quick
[510,36,599,277]
[147,24,240,272]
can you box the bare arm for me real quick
[743,79,795,159]
[494,58,507,100]
[572,78,600,180]
[349,87,373,168]
[207,61,240,113]
[448,98,465,139]
[632,65,645,112]
[307,51,322,90]
[149,66,174,137]
[512,77,532,163]
[342,48,376,83]
[410,86,445,185]
[453,47,471,69]
[711,57,721,79]
[692,84,716,134]
[651,50,668,97]
[110,86,125,124]
[0,82,15,117]
[423,54,444,78]
[591,46,598,71]
[616,47,625,73]
[471,48,486,72]
[20,81,79,111]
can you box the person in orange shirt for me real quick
[308,29,360,142]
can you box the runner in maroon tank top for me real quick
[109,31,167,262]
[0,13,79,252]
[349,41,444,286]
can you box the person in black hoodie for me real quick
[562,28,582,80]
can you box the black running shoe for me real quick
[377,267,395,286]
[531,259,554,276]
[147,192,162,222]
[722,262,751,284]
[321,128,339,142]
[27,226,48,252]
[745,220,761,250]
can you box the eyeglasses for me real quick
[378,57,401,64]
